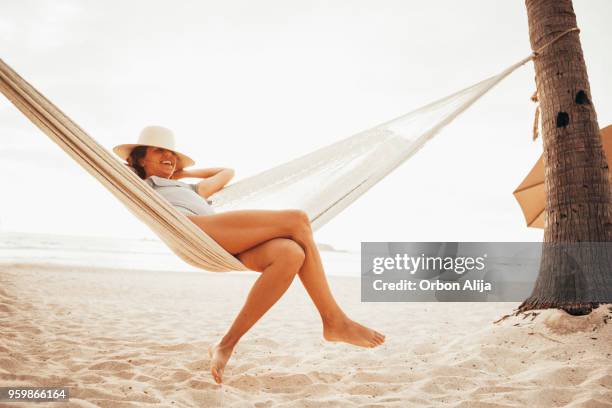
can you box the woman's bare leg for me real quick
[291,232,386,348]
[189,209,385,382]
[187,209,301,255]
[188,209,353,326]
[207,238,305,384]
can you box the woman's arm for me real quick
[173,167,235,199]
[171,167,230,180]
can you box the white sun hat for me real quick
[113,125,195,169]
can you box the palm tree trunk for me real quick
[518,0,612,315]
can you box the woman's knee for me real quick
[237,238,305,273]
[284,209,313,245]
[274,239,306,270]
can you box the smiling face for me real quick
[138,146,179,179]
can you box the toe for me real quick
[212,367,222,384]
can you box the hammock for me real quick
[0,55,532,272]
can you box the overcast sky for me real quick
[1,0,611,251]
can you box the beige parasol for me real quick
[513,124,612,228]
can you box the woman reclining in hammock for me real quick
[113,126,385,384]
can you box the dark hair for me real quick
[128,146,149,179]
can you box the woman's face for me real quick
[138,146,178,179]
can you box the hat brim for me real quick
[112,143,195,170]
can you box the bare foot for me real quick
[208,342,235,384]
[323,317,385,348]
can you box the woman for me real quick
[114,125,385,384]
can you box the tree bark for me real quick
[518,0,612,315]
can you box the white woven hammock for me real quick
[0,55,532,272]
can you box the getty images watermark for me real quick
[362,242,561,302]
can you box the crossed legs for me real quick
[187,209,385,384]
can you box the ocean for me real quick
[0,231,361,277]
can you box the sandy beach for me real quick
[0,262,611,407]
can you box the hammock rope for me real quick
[529,27,580,142]
[531,27,580,58]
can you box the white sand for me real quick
[1,262,611,407]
